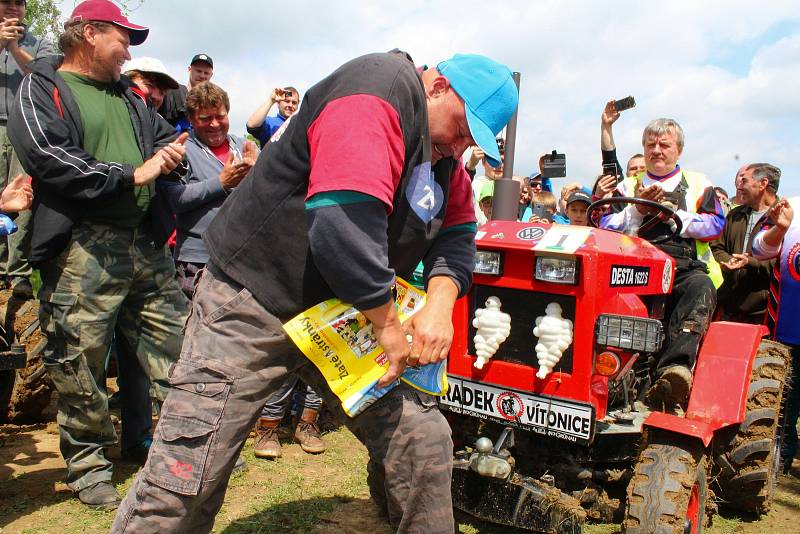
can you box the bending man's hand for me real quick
[0,174,33,213]
[369,276,459,388]
[403,276,459,368]
[363,300,410,389]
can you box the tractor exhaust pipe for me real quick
[490,71,521,222]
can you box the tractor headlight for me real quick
[534,256,578,285]
[595,314,664,353]
[474,250,502,276]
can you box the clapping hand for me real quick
[0,174,33,213]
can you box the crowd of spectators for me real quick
[0,0,797,526]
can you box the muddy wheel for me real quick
[0,292,53,423]
[624,436,707,534]
[712,339,791,515]
[4,338,52,422]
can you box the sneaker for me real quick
[253,418,282,459]
[77,481,121,510]
[646,365,693,410]
[10,277,33,300]
[294,409,326,454]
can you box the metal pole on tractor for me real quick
[490,71,521,221]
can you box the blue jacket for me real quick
[161,132,246,263]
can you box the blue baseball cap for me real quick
[437,54,518,168]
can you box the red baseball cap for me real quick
[69,0,149,46]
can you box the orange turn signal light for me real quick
[595,351,621,377]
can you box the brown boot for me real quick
[294,408,326,454]
[253,417,282,459]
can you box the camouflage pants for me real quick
[0,121,32,278]
[111,265,454,534]
[38,222,188,491]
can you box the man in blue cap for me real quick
[113,49,518,533]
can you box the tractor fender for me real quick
[643,321,767,447]
[643,412,715,447]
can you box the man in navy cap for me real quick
[8,0,189,510]
[159,53,214,131]
[113,50,518,533]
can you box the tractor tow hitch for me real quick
[452,427,586,532]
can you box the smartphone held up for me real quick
[614,96,636,113]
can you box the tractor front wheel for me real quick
[624,437,708,534]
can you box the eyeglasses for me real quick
[0,0,26,6]
[529,181,543,189]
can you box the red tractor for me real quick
[440,198,790,533]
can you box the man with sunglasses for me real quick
[0,0,53,298]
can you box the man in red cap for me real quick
[7,0,189,510]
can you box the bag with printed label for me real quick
[283,278,448,417]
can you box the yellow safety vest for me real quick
[622,171,724,288]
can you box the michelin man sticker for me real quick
[662,258,673,293]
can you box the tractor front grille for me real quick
[468,285,576,373]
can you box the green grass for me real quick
[30,269,42,296]
[3,425,797,534]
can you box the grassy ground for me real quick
[2,418,799,533]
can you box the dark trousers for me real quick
[658,266,717,373]
[115,329,154,452]
[782,344,800,464]
[111,266,454,533]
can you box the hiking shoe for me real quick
[294,408,326,454]
[646,365,693,410]
[10,277,33,300]
[77,481,121,510]
[253,418,282,459]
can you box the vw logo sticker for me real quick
[516,226,546,241]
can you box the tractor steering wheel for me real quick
[587,197,683,244]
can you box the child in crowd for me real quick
[524,191,557,223]
[565,191,592,226]
[477,181,494,224]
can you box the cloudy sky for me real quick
[59,1,800,197]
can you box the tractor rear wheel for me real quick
[624,436,708,534]
[712,339,791,515]
[0,291,53,422]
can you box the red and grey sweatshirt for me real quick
[205,50,476,320]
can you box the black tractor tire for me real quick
[4,338,52,422]
[712,339,791,515]
[0,294,53,423]
[624,436,708,534]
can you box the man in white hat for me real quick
[124,56,179,110]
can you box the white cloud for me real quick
[55,0,800,196]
